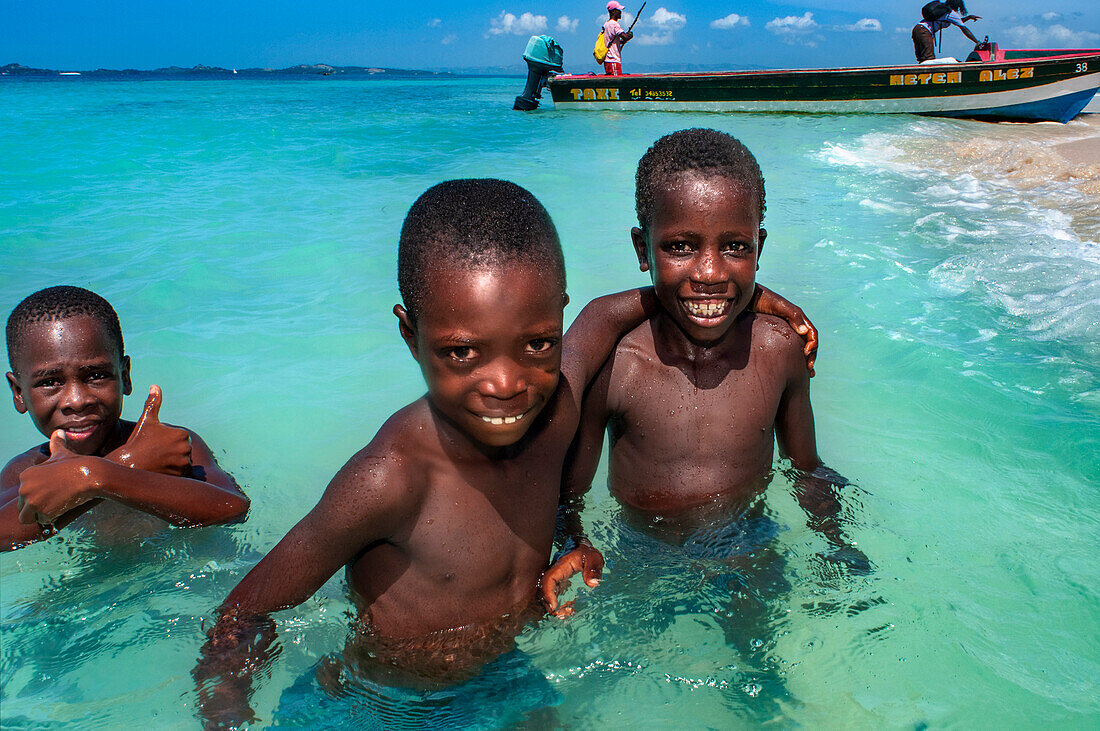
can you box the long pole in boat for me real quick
[627,1,646,32]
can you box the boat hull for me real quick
[547,51,1100,122]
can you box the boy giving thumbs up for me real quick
[2,286,247,551]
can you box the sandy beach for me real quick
[1054,126,1100,165]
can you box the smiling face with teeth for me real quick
[395,263,565,450]
[7,315,132,456]
[632,172,765,346]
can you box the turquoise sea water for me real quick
[1,76,1098,728]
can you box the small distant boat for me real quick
[546,44,1100,123]
[59,71,81,76]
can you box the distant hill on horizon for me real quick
[3,60,768,79]
[0,62,471,78]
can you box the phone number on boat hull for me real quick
[565,88,677,101]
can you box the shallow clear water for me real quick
[1,77,1098,728]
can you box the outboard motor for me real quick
[513,35,563,110]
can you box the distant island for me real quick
[0,63,461,78]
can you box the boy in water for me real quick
[2,286,248,551]
[558,127,865,569]
[551,128,864,715]
[194,179,812,726]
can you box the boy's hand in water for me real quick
[110,385,193,475]
[750,285,818,376]
[821,544,873,575]
[539,538,604,617]
[16,431,94,524]
[194,609,278,730]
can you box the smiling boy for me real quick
[561,128,864,559]
[2,286,248,551]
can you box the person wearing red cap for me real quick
[603,1,634,76]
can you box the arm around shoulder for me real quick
[562,287,657,397]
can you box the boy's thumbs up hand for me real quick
[17,431,90,524]
[137,383,164,429]
[112,385,193,475]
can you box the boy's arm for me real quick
[13,387,248,529]
[774,344,870,573]
[541,359,614,615]
[560,287,657,408]
[194,450,412,728]
[749,284,819,375]
[2,452,58,549]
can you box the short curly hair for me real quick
[635,128,766,230]
[7,286,124,373]
[398,179,566,320]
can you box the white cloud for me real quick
[635,6,686,45]
[1041,12,1060,21]
[428,18,441,28]
[441,34,458,45]
[635,33,675,45]
[594,11,634,28]
[556,15,579,33]
[1004,23,1100,47]
[766,11,821,45]
[650,7,687,30]
[487,11,548,36]
[767,11,817,34]
[842,18,882,32]
[711,13,749,30]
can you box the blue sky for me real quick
[5,1,1099,71]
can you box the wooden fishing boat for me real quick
[545,46,1100,122]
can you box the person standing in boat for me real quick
[912,0,981,63]
[603,1,634,76]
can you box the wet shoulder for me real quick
[328,400,434,509]
[614,316,660,364]
[751,313,807,370]
[1,443,49,490]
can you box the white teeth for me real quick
[685,301,727,317]
[481,411,526,425]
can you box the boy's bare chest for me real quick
[597,342,787,512]
[607,348,786,446]
[349,447,561,623]
[419,460,559,551]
